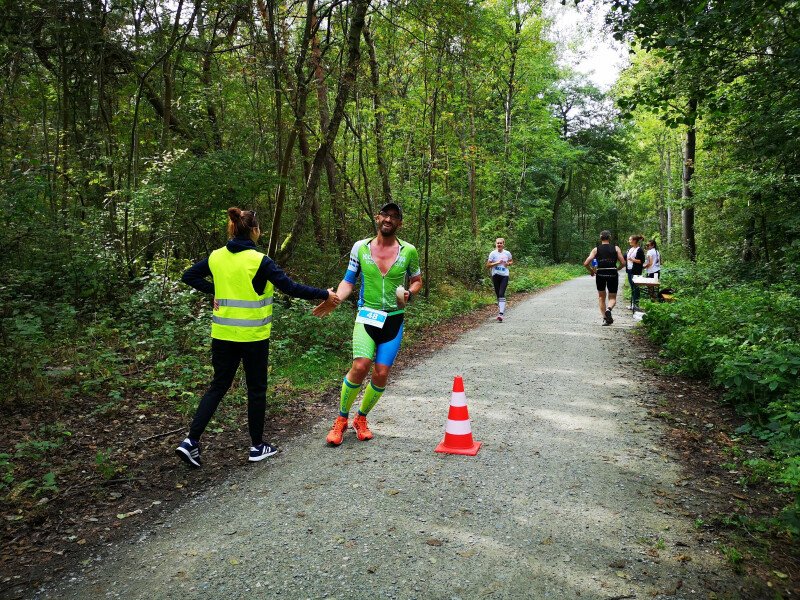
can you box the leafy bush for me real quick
[641,260,800,531]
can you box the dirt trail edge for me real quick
[37,276,745,600]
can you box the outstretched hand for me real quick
[312,288,340,318]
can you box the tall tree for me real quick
[276,0,371,264]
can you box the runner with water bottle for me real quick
[583,230,626,326]
[487,238,513,322]
[312,202,422,445]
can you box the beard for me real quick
[378,222,398,237]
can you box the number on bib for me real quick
[356,307,388,328]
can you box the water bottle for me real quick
[591,259,598,268]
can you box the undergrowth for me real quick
[641,260,800,535]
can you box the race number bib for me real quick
[356,308,388,329]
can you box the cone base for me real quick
[434,440,481,456]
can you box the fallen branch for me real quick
[136,427,184,445]
[62,476,147,495]
[101,477,146,486]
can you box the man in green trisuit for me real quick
[313,203,422,445]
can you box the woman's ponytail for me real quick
[226,207,259,238]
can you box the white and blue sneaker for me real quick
[249,442,278,462]
[175,438,202,468]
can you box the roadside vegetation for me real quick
[641,261,800,537]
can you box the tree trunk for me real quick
[276,0,371,264]
[551,168,571,263]
[423,55,442,299]
[363,22,393,206]
[347,107,374,218]
[681,98,697,261]
[657,140,666,243]
[297,121,325,249]
[456,71,478,237]
[265,0,317,258]
[266,0,283,168]
[467,80,478,237]
[666,145,673,246]
[161,0,185,151]
[162,58,173,150]
[268,128,299,257]
[199,8,240,150]
[742,214,756,262]
[310,13,348,256]
[500,7,522,222]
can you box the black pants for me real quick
[189,338,269,446]
[627,271,641,304]
[492,274,509,300]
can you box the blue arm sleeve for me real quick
[182,259,214,294]
[254,257,329,300]
[343,266,359,285]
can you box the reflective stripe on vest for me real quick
[212,315,273,327]
[215,298,274,308]
[208,246,274,342]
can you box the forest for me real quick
[0,0,798,582]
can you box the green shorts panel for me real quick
[353,321,377,360]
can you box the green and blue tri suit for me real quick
[344,237,420,367]
[338,237,421,418]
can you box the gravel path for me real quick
[39,276,741,599]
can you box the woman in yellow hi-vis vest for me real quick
[176,207,339,467]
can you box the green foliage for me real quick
[14,424,71,461]
[0,453,14,493]
[719,544,744,571]
[266,298,355,391]
[641,260,800,530]
[38,472,58,497]
[95,450,125,480]
[508,261,585,294]
[2,424,70,503]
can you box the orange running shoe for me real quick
[326,416,348,446]
[352,414,374,441]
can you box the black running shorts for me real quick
[596,272,619,293]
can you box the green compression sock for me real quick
[359,382,385,416]
[339,377,361,417]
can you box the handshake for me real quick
[311,288,341,318]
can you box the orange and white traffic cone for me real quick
[434,375,481,456]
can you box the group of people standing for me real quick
[583,231,662,326]
[624,235,662,310]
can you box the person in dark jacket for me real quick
[176,207,339,467]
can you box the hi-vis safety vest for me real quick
[208,247,274,342]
